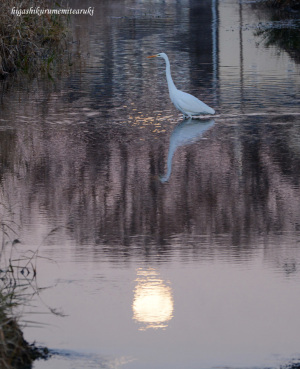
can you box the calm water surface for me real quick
[1,0,300,368]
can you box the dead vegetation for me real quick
[0,0,69,78]
[0,194,52,368]
[0,250,50,368]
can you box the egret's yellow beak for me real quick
[147,55,158,58]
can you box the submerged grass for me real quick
[262,0,300,8]
[0,0,69,78]
[256,19,300,60]
[253,0,300,62]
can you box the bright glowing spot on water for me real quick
[132,268,174,331]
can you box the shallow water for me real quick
[1,0,300,368]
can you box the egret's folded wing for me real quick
[176,90,214,114]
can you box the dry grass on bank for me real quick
[0,245,50,368]
[0,0,68,78]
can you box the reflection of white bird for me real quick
[147,53,215,118]
[160,118,215,183]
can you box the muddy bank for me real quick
[0,297,50,368]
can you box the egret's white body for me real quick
[147,53,215,118]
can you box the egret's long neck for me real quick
[164,57,177,93]
[160,139,176,183]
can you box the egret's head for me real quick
[147,53,166,59]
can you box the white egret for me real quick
[147,53,215,118]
